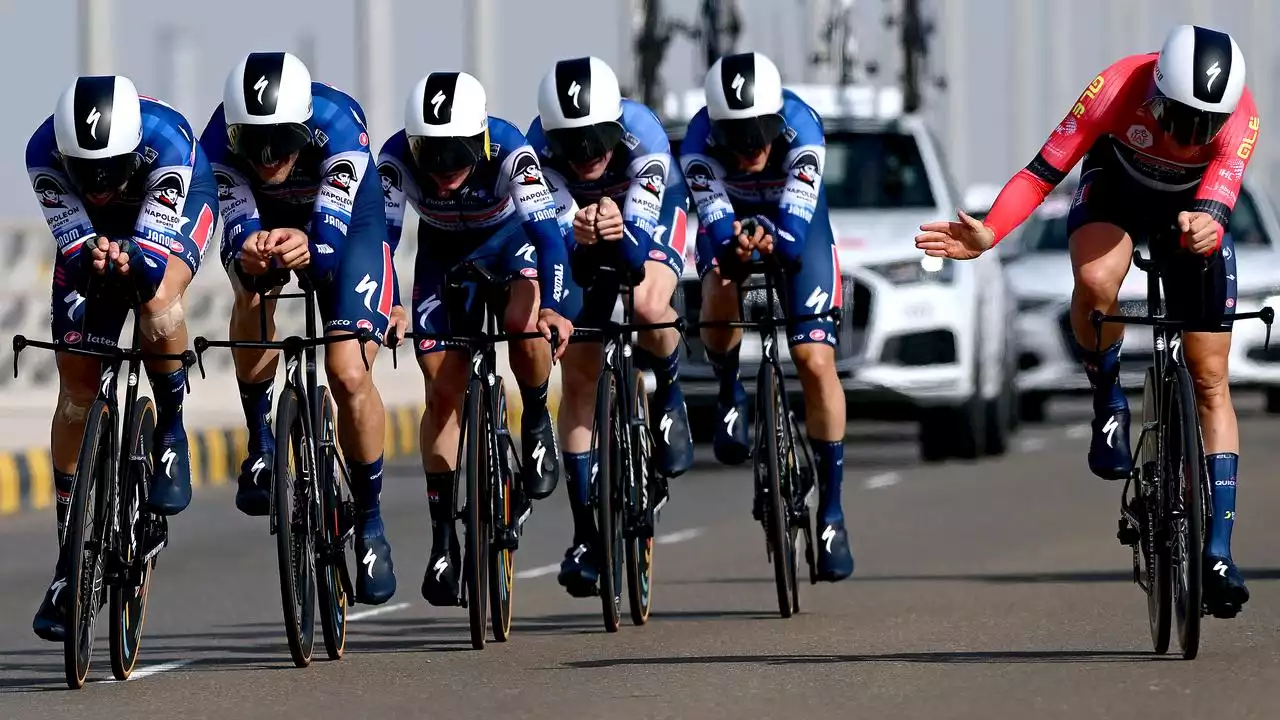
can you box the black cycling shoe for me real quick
[32,559,70,643]
[816,520,855,582]
[713,383,750,466]
[1088,406,1133,480]
[521,410,560,500]
[421,535,461,607]
[1204,554,1249,618]
[651,382,694,478]
[234,453,272,517]
[557,543,600,598]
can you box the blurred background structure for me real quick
[0,0,1275,416]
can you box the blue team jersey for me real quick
[678,89,826,266]
[199,81,381,285]
[376,116,570,312]
[26,96,215,274]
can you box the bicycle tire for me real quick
[1168,365,1203,659]
[489,377,516,643]
[1139,367,1171,654]
[595,368,622,633]
[779,402,804,614]
[315,386,350,661]
[109,396,156,680]
[274,387,316,667]
[463,374,490,649]
[626,372,654,627]
[65,399,112,689]
[760,365,796,618]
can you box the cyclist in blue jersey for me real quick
[200,52,398,605]
[26,75,218,641]
[681,52,853,581]
[524,56,693,596]
[377,71,573,607]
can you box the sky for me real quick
[0,0,1275,221]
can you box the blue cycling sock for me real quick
[149,367,187,445]
[1077,340,1126,412]
[705,344,741,401]
[563,451,596,546]
[237,378,275,455]
[54,469,74,542]
[811,438,845,525]
[1205,452,1238,559]
[520,380,550,422]
[426,471,455,545]
[351,456,385,532]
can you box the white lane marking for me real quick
[516,563,560,579]
[864,472,900,489]
[656,527,705,544]
[1065,424,1090,440]
[348,601,411,621]
[1017,436,1048,453]
[102,659,195,683]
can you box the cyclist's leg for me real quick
[494,222,560,499]
[696,228,749,464]
[1065,163,1137,479]
[227,262,284,516]
[323,234,395,605]
[141,180,216,516]
[785,216,852,582]
[36,264,129,641]
[1167,232,1246,608]
[633,183,693,476]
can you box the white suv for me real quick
[665,85,1018,461]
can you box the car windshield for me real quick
[1020,184,1271,252]
[666,127,935,209]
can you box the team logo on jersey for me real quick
[377,161,402,199]
[509,151,544,186]
[324,159,360,194]
[33,174,68,209]
[637,159,666,197]
[685,160,715,192]
[1220,158,1246,183]
[148,171,187,210]
[1126,124,1154,149]
[1054,116,1078,137]
[214,170,237,201]
[790,151,820,186]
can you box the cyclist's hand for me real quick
[1178,211,1223,256]
[915,210,993,260]
[756,231,775,255]
[268,228,311,269]
[594,196,625,242]
[537,309,573,362]
[88,236,113,275]
[239,231,272,276]
[388,305,409,343]
[573,204,599,246]
[732,219,764,262]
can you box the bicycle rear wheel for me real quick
[110,397,156,680]
[65,400,112,689]
[463,375,490,649]
[759,366,796,618]
[1167,366,1203,659]
[595,369,623,632]
[274,387,316,667]
[625,372,655,626]
[489,378,516,643]
[315,386,351,661]
[1139,368,1171,654]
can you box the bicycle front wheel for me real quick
[1138,367,1171,654]
[488,377,516,643]
[463,375,490,649]
[65,399,112,689]
[595,368,623,633]
[274,387,316,667]
[315,386,350,661]
[110,396,156,680]
[759,365,796,618]
[625,372,654,626]
[1167,365,1203,660]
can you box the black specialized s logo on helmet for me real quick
[73,76,116,151]
[422,73,459,125]
[243,52,286,116]
[720,54,756,111]
[1191,26,1233,104]
[555,57,593,120]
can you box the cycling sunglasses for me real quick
[545,121,624,163]
[1148,92,1231,147]
[409,132,489,173]
[228,122,313,165]
[63,152,143,195]
[710,114,786,153]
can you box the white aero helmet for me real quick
[223,51,314,164]
[1152,25,1246,146]
[404,71,490,172]
[537,56,624,161]
[704,52,785,150]
[53,75,144,194]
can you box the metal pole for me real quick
[79,0,113,75]
[943,0,969,186]
[1011,0,1037,163]
[466,0,498,108]
[355,0,394,151]
[1249,0,1273,189]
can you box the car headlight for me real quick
[867,256,955,286]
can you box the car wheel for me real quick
[1265,388,1280,415]
[984,376,1014,457]
[919,393,983,463]
[1019,391,1048,423]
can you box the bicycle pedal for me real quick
[1116,522,1140,547]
